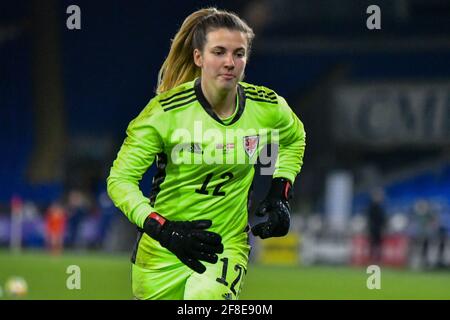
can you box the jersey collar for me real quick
[194,78,246,126]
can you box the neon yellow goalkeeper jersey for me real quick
[107,78,306,268]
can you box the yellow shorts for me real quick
[131,244,250,300]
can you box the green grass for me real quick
[0,250,449,299]
[240,264,450,299]
[0,250,132,300]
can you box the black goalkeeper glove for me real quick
[251,178,292,239]
[143,212,224,274]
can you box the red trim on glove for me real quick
[149,212,166,226]
[284,181,291,200]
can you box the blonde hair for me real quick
[156,8,254,94]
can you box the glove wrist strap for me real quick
[143,212,167,240]
[270,178,292,201]
[148,212,166,226]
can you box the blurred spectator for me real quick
[242,0,272,34]
[366,188,386,264]
[436,214,447,268]
[410,199,439,268]
[44,201,67,255]
[65,189,89,248]
[96,191,118,249]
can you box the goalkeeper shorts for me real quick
[131,243,250,300]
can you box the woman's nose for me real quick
[224,54,235,68]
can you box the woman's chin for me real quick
[216,78,238,90]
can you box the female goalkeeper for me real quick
[107,7,306,300]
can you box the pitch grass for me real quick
[0,250,449,299]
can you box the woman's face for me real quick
[194,28,248,92]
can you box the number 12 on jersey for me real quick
[195,172,233,196]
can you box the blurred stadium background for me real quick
[1,0,450,299]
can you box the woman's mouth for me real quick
[220,74,235,80]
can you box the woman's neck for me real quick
[201,79,237,118]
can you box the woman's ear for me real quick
[193,49,202,68]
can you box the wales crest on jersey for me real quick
[243,135,259,158]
